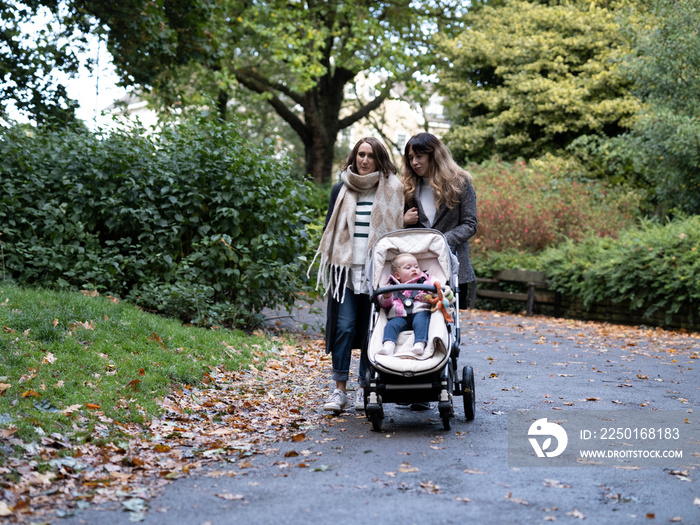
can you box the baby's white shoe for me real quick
[412,342,426,356]
[378,341,396,355]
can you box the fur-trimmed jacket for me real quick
[377,272,439,320]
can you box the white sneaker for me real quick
[323,389,349,412]
[354,387,365,411]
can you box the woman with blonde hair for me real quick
[403,133,477,313]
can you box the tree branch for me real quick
[338,90,389,130]
[234,66,305,106]
[233,69,310,142]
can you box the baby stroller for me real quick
[362,228,476,431]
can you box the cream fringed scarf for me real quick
[309,169,404,302]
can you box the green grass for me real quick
[0,283,274,448]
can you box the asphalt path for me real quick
[61,307,699,525]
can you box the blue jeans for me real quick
[383,310,431,345]
[331,290,370,387]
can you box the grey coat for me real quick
[406,180,478,284]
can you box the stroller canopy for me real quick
[367,228,459,295]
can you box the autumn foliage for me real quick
[470,158,639,254]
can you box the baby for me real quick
[377,253,451,357]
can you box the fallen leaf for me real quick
[70,320,95,330]
[0,428,17,438]
[266,359,282,370]
[121,498,148,513]
[669,470,692,482]
[505,492,528,505]
[21,390,41,398]
[419,481,441,493]
[567,509,585,519]
[543,479,571,488]
[215,493,244,501]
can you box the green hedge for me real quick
[471,216,699,323]
[540,216,700,321]
[0,118,314,328]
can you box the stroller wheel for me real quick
[365,387,384,432]
[441,414,451,431]
[438,399,454,431]
[462,365,476,421]
[369,411,383,432]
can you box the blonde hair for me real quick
[391,253,417,274]
[402,133,473,210]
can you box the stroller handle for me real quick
[372,283,438,302]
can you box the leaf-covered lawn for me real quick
[0,285,330,521]
[1,336,330,521]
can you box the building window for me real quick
[397,133,407,154]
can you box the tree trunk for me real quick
[234,65,380,185]
[300,72,347,185]
[217,89,229,121]
[305,131,338,185]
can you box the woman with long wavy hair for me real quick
[403,133,478,314]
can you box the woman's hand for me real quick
[404,207,419,226]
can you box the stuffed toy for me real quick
[424,281,456,323]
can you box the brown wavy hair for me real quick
[343,137,397,177]
[402,133,473,209]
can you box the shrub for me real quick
[0,118,314,328]
[540,215,700,321]
[469,157,640,255]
